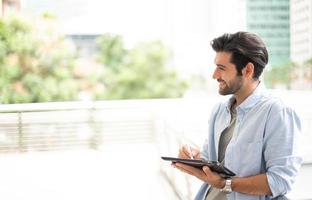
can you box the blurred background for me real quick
[0,0,311,199]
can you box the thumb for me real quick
[202,166,212,175]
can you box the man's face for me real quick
[212,52,243,95]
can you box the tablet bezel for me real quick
[161,156,236,177]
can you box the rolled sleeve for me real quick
[266,156,302,197]
[264,105,303,198]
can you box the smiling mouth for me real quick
[218,81,226,88]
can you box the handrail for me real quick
[0,99,158,153]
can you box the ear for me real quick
[242,62,254,78]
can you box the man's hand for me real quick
[178,145,200,159]
[172,163,225,189]
[173,163,272,195]
[175,145,225,188]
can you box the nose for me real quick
[212,68,219,80]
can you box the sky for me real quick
[22,0,245,43]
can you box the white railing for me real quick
[0,100,156,152]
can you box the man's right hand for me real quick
[178,145,200,159]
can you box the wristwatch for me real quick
[220,178,232,194]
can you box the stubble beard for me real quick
[218,76,243,96]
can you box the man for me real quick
[173,32,302,200]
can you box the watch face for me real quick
[221,179,232,193]
[223,179,232,193]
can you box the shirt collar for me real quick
[226,82,265,112]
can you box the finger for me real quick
[178,147,189,158]
[192,149,200,158]
[175,163,209,182]
[175,165,192,175]
[178,145,193,158]
[183,145,200,158]
[179,146,188,157]
[182,145,192,158]
[202,166,222,178]
[175,163,204,177]
[175,163,194,172]
[202,166,212,175]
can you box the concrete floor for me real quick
[0,143,311,200]
[0,143,178,200]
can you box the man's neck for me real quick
[234,80,260,107]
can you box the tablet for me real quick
[161,156,235,177]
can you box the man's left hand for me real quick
[173,163,226,189]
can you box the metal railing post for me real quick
[88,103,98,150]
[17,112,24,152]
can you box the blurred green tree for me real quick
[96,34,188,99]
[0,15,79,103]
[0,16,188,104]
[264,58,312,90]
[264,62,297,89]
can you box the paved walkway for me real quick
[1,143,310,200]
[0,143,178,200]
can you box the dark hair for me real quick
[211,32,268,79]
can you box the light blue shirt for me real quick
[195,85,303,200]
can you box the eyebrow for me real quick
[216,64,227,68]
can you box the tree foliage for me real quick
[0,15,79,103]
[264,62,296,89]
[0,16,188,104]
[96,34,188,99]
[264,58,312,90]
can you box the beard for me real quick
[217,76,243,95]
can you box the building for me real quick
[1,0,21,16]
[246,0,290,67]
[290,0,312,63]
[65,34,100,58]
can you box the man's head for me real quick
[210,32,268,95]
[211,31,268,79]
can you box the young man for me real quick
[173,32,302,200]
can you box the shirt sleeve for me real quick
[264,104,303,198]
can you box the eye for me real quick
[217,66,225,71]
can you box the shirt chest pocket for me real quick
[236,141,263,176]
